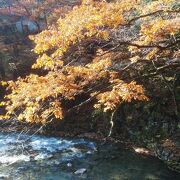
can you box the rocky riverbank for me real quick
[0,131,179,180]
[0,115,179,174]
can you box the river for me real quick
[0,132,179,180]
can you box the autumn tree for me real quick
[0,0,179,127]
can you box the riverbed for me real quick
[0,132,179,180]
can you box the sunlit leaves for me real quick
[2,0,178,123]
[140,0,174,14]
[139,18,180,45]
[31,0,136,70]
[94,81,148,112]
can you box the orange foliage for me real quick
[1,0,178,123]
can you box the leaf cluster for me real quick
[1,0,179,123]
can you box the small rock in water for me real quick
[15,166,28,175]
[87,151,92,154]
[67,162,72,167]
[133,147,150,155]
[54,160,61,165]
[17,166,28,171]
[74,168,87,175]
[0,174,9,179]
[34,153,53,160]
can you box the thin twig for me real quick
[108,110,116,137]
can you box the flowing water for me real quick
[0,132,179,180]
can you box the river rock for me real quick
[0,174,9,179]
[34,153,53,160]
[67,162,72,167]
[54,160,61,165]
[74,168,87,175]
[87,150,92,154]
[148,138,180,173]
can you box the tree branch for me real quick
[126,9,180,26]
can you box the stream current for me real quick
[0,132,179,180]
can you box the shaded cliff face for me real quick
[0,14,39,81]
[0,43,36,81]
[0,15,45,38]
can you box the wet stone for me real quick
[74,168,87,175]
[0,174,9,180]
[67,162,72,167]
